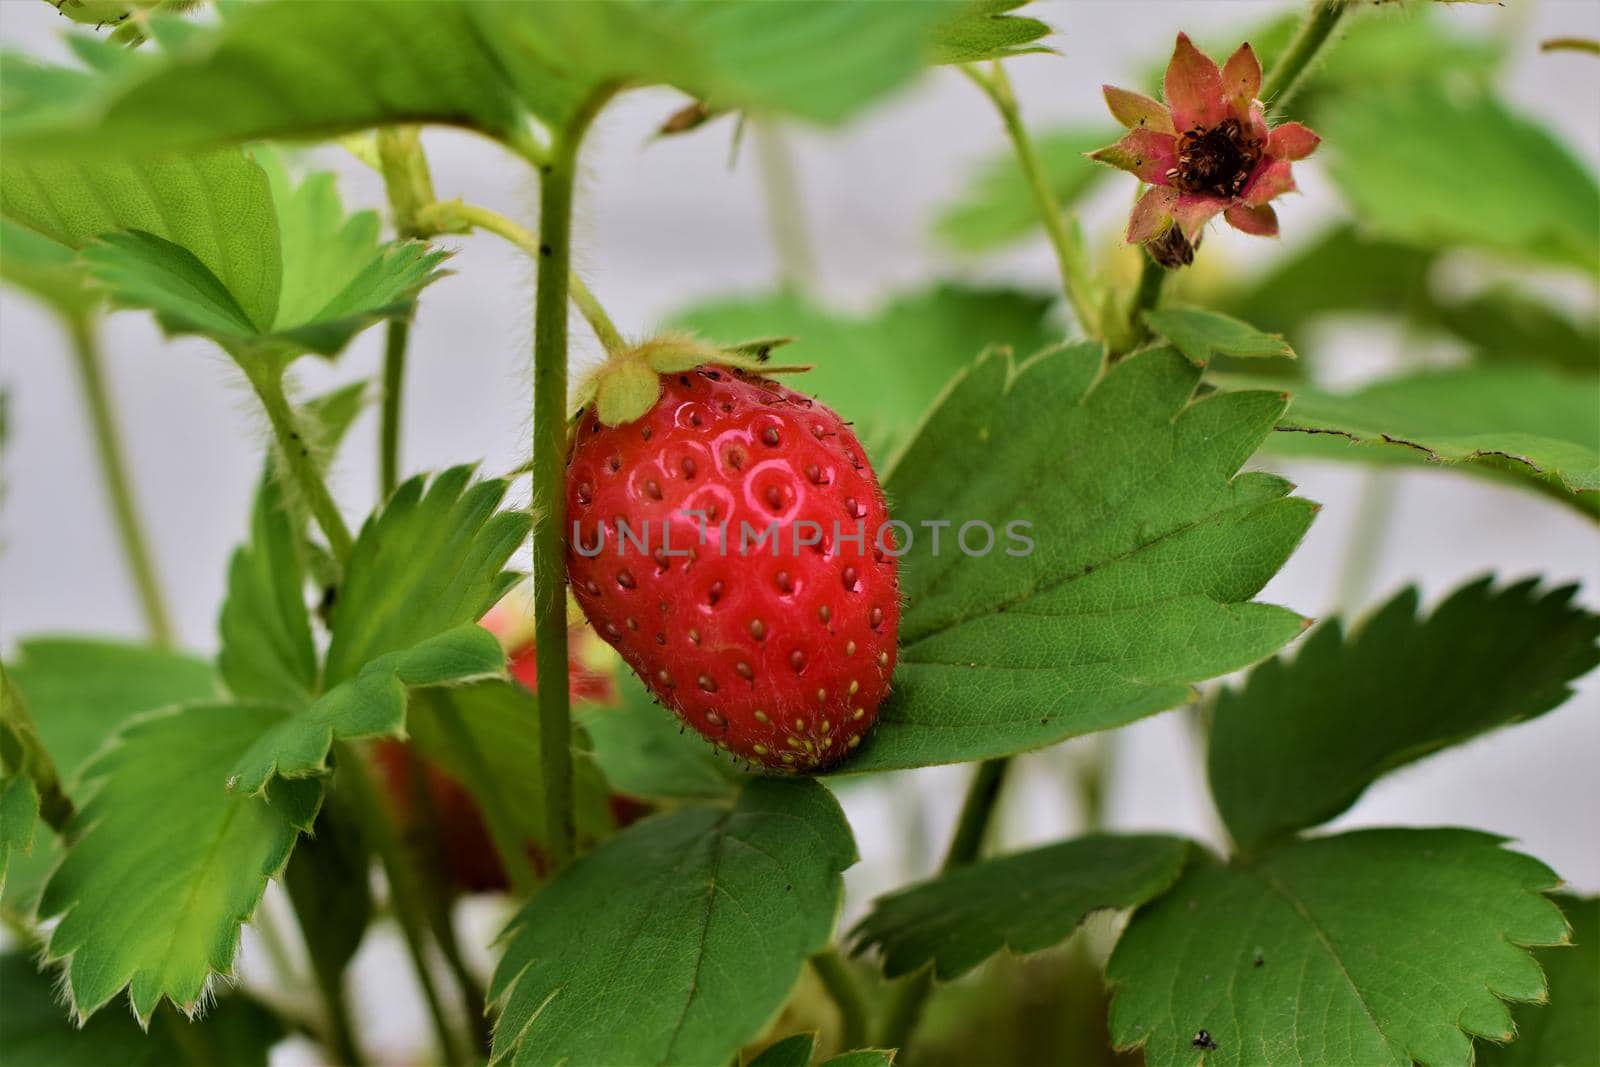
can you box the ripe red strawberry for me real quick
[566,364,899,771]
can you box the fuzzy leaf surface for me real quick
[672,285,1058,459]
[39,703,321,1021]
[929,0,1052,64]
[1106,829,1569,1067]
[0,951,284,1067]
[577,667,743,802]
[852,833,1189,980]
[0,217,97,317]
[844,343,1314,772]
[1210,577,1600,852]
[1480,895,1599,1067]
[488,778,856,1067]
[1142,307,1293,364]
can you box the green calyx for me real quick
[571,331,806,426]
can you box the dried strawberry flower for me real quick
[1088,33,1321,253]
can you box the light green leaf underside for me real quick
[577,667,744,802]
[408,680,616,856]
[1479,895,1599,1067]
[1210,577,1600,852]
[1142,306,1293,364]
[0,774,39,894]
[852,833,1189,980]
[40,703,321,1022]
[672,285,1059,461]
[1323,85,1599,274]
[845,343,1314,773]
[489,778,856,1067]
[0,217,98,317]
[933,127,1113,252]
[929,0,1052,65]
[1258,364,1600,517]
[0,951,284,1067]
[1107,829,1568,1067]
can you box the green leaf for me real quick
[672,285,1058,460]
[577,667,743,802]
[1480,895,1599,1067]
[283,784,372,978]
[0,773,39,894]
[1142,307,1293,365]
[1106,829,1569,1067]
[1210,577,1600,853]
[932,128,1113,253]
[0,951,285,1067]
[751,1033,818,1067]
[39,702,321,1021]
[0,217,97,318]
[824,1052,896,1067]
[489,778,856,1067]
[1262,364,1600,517]
[852,833,1189,980]
[408,680,616,857]
[219,382,369,706]
[843,343,1314,773]
[929,1,1053,64]
[1323,86,1599,274]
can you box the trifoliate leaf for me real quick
[929,1,1053,64]
[489,778,856,1067]
[39,703,321,1022]
[932,128,1114,253]
[0,773,39,894]
[852,834,1189,980]
[1259,364,1600,518]
[1324,86,1599,274]
[1480,895,1599,1067]
[226,467,529,792]
[577,667,743,802]
[1106,829,1569,1067]
[672,285,1058,460]
[844,343,1314,773]
[750,1033,818,1067]
[1210,577,1600,852]
[1142,307,1293,364]
[0,951,285,1067]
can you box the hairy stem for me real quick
[1118,249,1169,352]
[416,200,625,353]
[1261,1,1350,111]
[961,64,1100,337]
[811,948,870,1050]
[334,741,468,1066]
[380,318,410,498]
[879,757,1012,1053]
[525,88,616,871]
[66,317,175,645]
[244,363,355,563]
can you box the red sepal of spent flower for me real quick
[1128,186,1178,243]
[1268,121,1321,161]
[1165,32,1229,131]
[1089,129,1179,185]
[1173,194,1230,242]
[1221,43,1261,120]
[1102,85,1175,134]
[1242,158,1296,207]
[1224,202,1279,238]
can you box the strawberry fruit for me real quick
[566,364,899,771]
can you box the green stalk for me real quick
[1261,1,1351,111]
[961,64,1100,337]
[1117,249,1169,353]
[66,317,175,646]
[524,88,615,872]
[878,757,1012,1053]
[811,948,870,1050]
[380,318,410,498]
[752,120,819,294]
[243,362,355,562]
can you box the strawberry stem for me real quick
[811,948,870,1049]
[379,317,410,498]
[243,360,355,563]
[1261,1,1350,113]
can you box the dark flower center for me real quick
[1169,118,1262,198]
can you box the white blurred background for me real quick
[1,2,1596,1061]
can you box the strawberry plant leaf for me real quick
[1210,577,1600,853]
[852,833,1189,980]
[825,1053,895,1067]
[577,667,743,802]
[845,343,1314,773]
[672,285,1057,460]
[39,702,321,1022]
[932,128,1114,253]
[1257,365,1600,518]
[1323,86,1599,274]
[1106,829,1569,1067]
[0,217,98,318]
[0,773,39,894]
[750,1033,817,1067]
[227,467,529,792]
[929,1,1053,64]
[1479,895,1599,1067]
[408,680,616,857]
[488,778,856,1067]
[1142,307,1293,365]
[0,950,285,1067]
[283,784,372,980]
